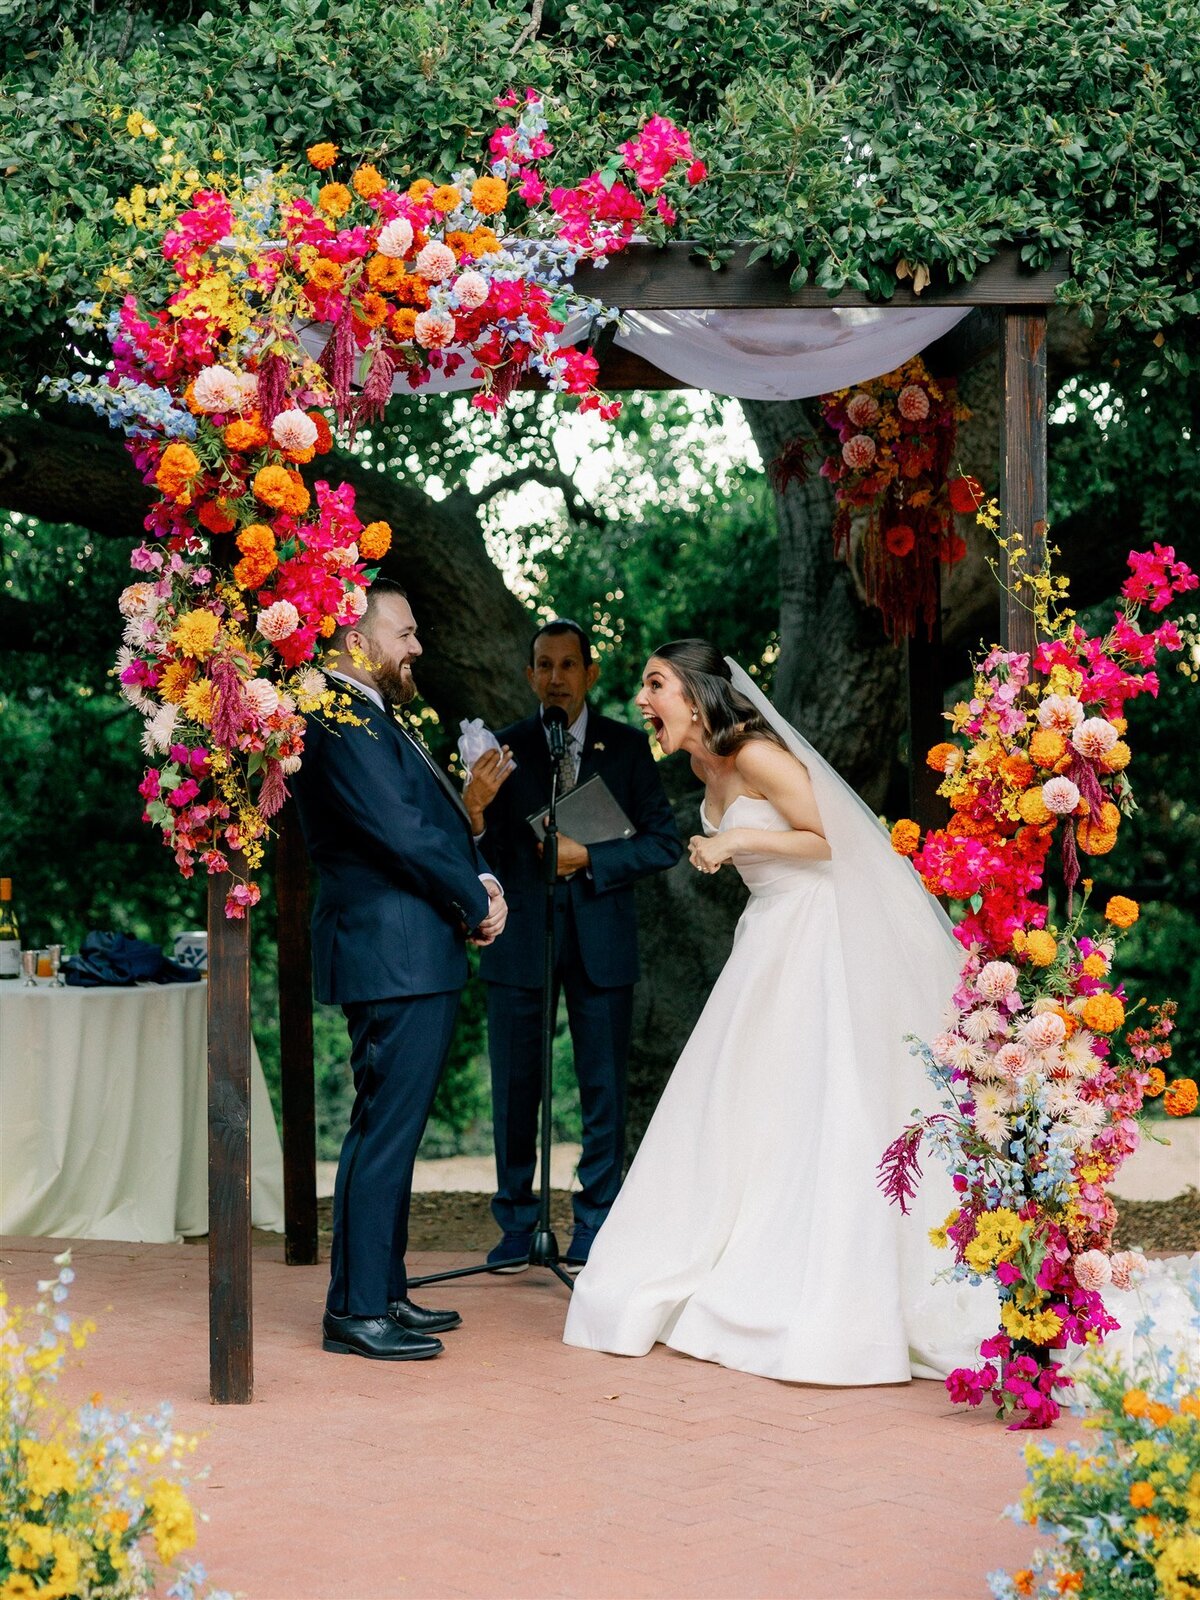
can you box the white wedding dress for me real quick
[564,661,1000,1385]
[564,792,996,1384]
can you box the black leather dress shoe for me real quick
[387,1296,463,1333]
[322,1311,443,1360]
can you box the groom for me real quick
[465,618,683,1270]
[291,579,507,1360]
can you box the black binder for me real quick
[526,773,636,845]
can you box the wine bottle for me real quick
[0,878,19,979]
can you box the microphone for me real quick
[543,703,568,760]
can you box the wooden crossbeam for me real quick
[572,244,1067,311]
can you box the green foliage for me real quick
[1,0,1198,418]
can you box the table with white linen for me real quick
[0,981,285,1242]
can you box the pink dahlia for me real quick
[271,409,319,451]
[1109,1250,1148,1291]
[376,218,414,258]
[1020,1012,1067,1051]
[119,582,158,619]
[1041,775,1081,815]
[1072,1250,1112,1292]
[244,680,281,719]
[845,392,880,429]
[415,241,456,283]
[1071,717,1120,759]
[414,309,456,349]
[976,961,1019,1000]
[994,1042,1031,1082]
[256,600,301,641]
[897,384,930,421]
[453,270,489,309]
[192,364,243,413]
[1037,693,1084,732]
[842,433,877,470]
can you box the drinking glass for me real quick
[21,950,38,987]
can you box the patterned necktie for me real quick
[556,732,577,794]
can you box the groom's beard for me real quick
[375,659,417,708]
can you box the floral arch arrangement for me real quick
[56,95,703,915]
[882,531,1198,1429]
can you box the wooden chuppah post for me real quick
[999,309,1049,655]
[207,862,254,1404]
[276,806,318,1265]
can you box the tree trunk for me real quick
[0,408,532,729]
[741,398,905,809]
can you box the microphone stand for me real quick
[410,726,574,1293]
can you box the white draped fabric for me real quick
[299,303,971,403]
[0,983,284,1243]
[611,306,971,400]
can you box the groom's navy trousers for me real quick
[291,688,492,1316]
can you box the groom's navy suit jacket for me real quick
[290,690,491,1005]
[478,709,682,990]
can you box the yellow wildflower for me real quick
[170,610,221,661]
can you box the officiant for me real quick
[465,618,683,1271]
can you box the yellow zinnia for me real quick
[170,609,221,661]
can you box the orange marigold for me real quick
[408,178,435,201]
[389,307,418,341]
[307,257,345,292]
[1052,1004,1078,1039]
[307,142,339,170]
[366,255,408,292]
[159,660,195,703]
[1144,1067,1166,1097]
[318,615,337,638]
[237,523,276,554]
[1017,789,1053,826]
[310,413,333,453]
[1148,1400,1174,1426]
[281,471,310,517]
[1129,1482,1156,1509]
[1081,953,1108,978]
[359,521,392,562]
[444,230,472,258]
[926,741,959,773]
[1105,895,1139,929]
[1077,804,1120,855]
[1013,1574,1035,1599]
[469,226,501,256]
[1100,739,1131,773]
[1165,1077,1198,1117]
[223,417,269,452]
[357,291,388,328]
[317,182,353,219]
[196,497,238,534]
[890,818,920,856]
[233,551,277,589]
[1024,929,1058,967]
[470,176,508,215]
[1179,1392,1200,1417]
[429,183,462,214]
[253,465,296,510]
[1029,728,1068,768]
[155,442,201,499]
[1081,992,1125,1034]
[1002,753,1035,788]
[352,164,386,200]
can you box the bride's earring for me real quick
[690,708,698,722]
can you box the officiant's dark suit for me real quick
[291,582,505,1359]
[468,620,682,1266]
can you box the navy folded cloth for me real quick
[62,931,201,988]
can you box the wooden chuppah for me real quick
[208,243,1067,1402]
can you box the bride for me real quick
[563,639,992,1385]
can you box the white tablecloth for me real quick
[0,982,285,1242]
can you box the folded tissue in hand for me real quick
[457,717,504,770]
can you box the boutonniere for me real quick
[593,741,605,752]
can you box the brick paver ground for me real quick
[0,1236,1060,1600]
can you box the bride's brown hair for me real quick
[649,639,787,757]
